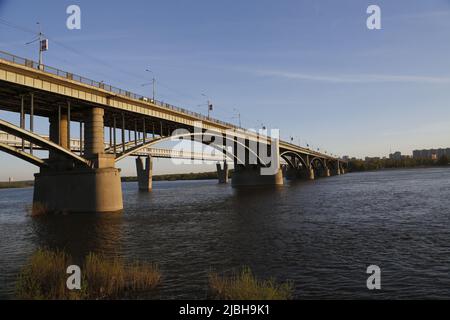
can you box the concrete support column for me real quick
[336,167,341,175]
[84,107,105,158]
[136,156,153,191]
[48,111,69,161]
[216,161,229,184]
[231,139,283,188]
[323,167,331,177]
[61,114,69,150]
[33,106,123,213]
[309,167,315,180]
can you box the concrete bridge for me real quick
[0,130,229,189]
[0,50,347,213]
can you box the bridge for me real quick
[0,50,347,213]
[0,130,229,187]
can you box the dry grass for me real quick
[208,267,294,300]
[15,249,81,300]
[30,202,49,217]
[15,249,161,300]
[83,253,160,299]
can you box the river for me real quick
[1,167,450,299]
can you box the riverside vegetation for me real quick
[1,172,226,189]
[208,267,294,300]
[348,155,449,172]
[15,249,161,300]
[15,249,293,300]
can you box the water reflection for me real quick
[31,213,124,263]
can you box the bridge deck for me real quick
[0,50,341,162]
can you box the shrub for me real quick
[208,267,294,300]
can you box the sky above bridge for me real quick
[1,0,450,180]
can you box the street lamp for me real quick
[201,93,213,119]
[233,108,242,127]
[25,22,48,70]
[142,69,156,102]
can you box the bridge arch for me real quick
[280,151,309,169]
[310,157,326,170]
[0,119,91,168]
[115,131,269,166]
[0,142,47,167]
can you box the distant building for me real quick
[389,152,402,161]
[413,148,450,160]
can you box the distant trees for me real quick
[438,155,449,166]
[348,157,447,172]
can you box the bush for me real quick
[208,267,294,300]
[16,249,160,300]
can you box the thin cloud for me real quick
[254,70,450,84]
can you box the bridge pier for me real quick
[232,164,284,187]
[216,161,229,184]
[231,139,283,188]
[285,166,309,180]
[34,168,122,213]
[136,156,153,191]
[33,107,123,214]
[323,167,331,177]
[308,168,315,180]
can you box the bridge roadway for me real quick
[0,50,347,213]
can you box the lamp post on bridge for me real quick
[201,93,213,119]
[233,108,242,128]
[143,69,156,102]
[25,22,48,70]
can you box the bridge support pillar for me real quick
[308,168,315,180]
[232,165,283,187]
[48,111,69,158]
[216,161,229,184]
[136,156,153,191]
[33,107,123,214]
[232,138,283,187]
[323,167,331,177]
[33,168,123,213]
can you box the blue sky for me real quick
[1,0,450,180]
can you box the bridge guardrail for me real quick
[0,50,245,131]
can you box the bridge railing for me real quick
[0,50,246,132]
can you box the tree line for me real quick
[348,155,449,172]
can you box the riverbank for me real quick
[0,181,34,189]
[122,171,221,183]
[0,172,223,190]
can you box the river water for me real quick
[1,167,450,299]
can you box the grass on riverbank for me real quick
[15,249,161,300]
[208,267,294,300]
